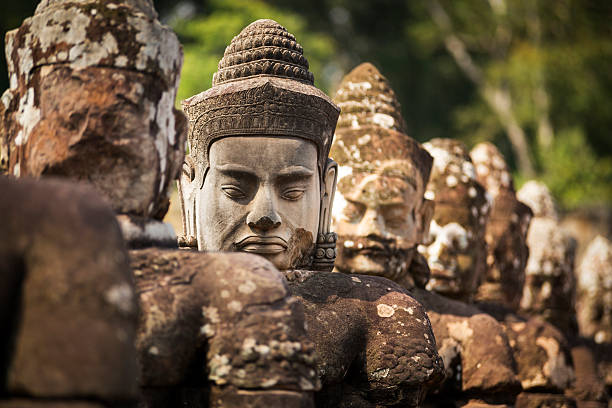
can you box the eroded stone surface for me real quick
[2,0,186,220]
[412,288,521,405]
[284,271,444,407]
[131,249,319,406]
[0,177,138,405]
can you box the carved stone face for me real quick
[577,235,612,344]
[422,139,489,301]
[424,206,486,299]
[334,159,427,279]
[197,136,321,270]
[519,217,576,330]
[470,142,532,310]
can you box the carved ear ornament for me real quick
[312,232,337,271]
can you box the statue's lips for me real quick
[235,236,288,254]
[429,263,458,280]
[354,246,387,257]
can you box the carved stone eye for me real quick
[282,189,305,201]
[221,186,246,200]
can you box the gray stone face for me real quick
[0,177,138,406]
[516,185,577,333]
[181,19,339,272]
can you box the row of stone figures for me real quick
[0,1,610,407]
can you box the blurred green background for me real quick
[2,0,611,211]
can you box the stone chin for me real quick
[339,252,388,276]
[426,273,463,297]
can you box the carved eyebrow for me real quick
[215,164,256,179]
[276,166,315,178]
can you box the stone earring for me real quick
[313,232,337,271]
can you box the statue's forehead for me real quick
[338,170,418,206]
[208,136,318,172]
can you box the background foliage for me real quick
[2,0,611,210]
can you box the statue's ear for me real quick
[418,198,435,243]
[177,154,198,248]
[318,158,338,236]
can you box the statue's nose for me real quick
[246,187,282,232]
[357,208,385,237]
[248,215,281,231]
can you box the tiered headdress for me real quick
[182,19,340,177]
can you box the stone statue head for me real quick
[422,139,490,301]
[1,0,185,222]
[516,180,559,220]
[471,142,533,311]
[330,63,434,284]
[181,19,340,271]
[517,181,577,331]
[576,235,612,344]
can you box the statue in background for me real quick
[470,142,532,311]
[330,62,434,289]
[576,235,612,397]
[330,63,520,407]
[421,138,490,302]
[577,235,612,344]
[182,23,444,407]
[517,181,577,333]
[470,145,582,406]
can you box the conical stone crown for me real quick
[331,63,430,184]
[213,19,314,85]
[334,62,407,133]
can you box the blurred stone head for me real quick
[517,180,558,220]
[330,63,433,284]
[2,0,186,220]
[576,235,612,344]
[422,139,490,301]
[517,181,577,331]
[471,142,532,310]
[182,19,340,270]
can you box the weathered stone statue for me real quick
[419,139,523,405]
[1,0,186,245]
[330,62,434,289]
[182,24,444,407]
[421,138,490,302]
[527,183,612,405]
[576,236,612,397]
[470,142,533,311]
[329,64,519,406]
[577,235,612,344]
[516,181,578,334]
[1,177,139,407]
[2,3,320,407]
[469,145,581,406]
